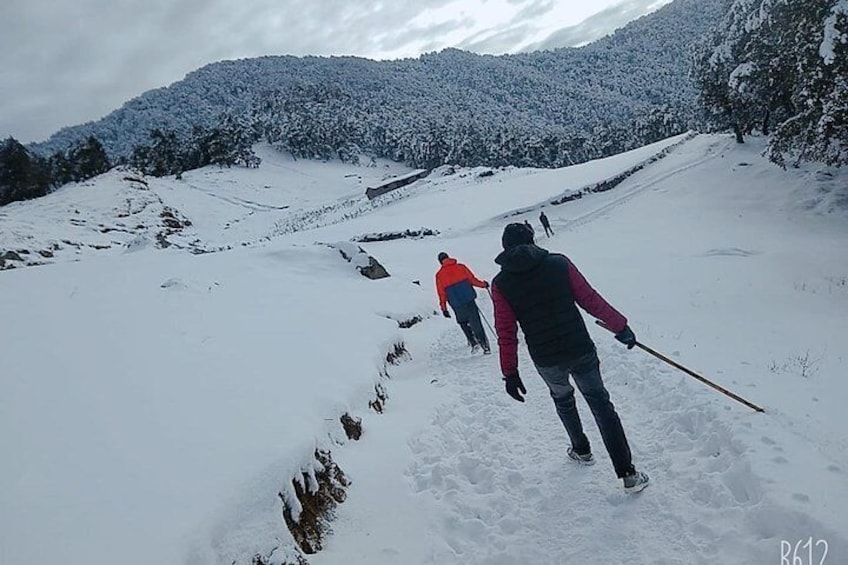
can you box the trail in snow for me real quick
[309,134,847,565]
[552,136,734,234]
[397,319,848,564]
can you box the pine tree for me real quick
[0,137,51,205]
[693,0,847,166]
[768,0,848,166]
[70,136,111,180]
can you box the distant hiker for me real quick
[490,223,649,493]
[539,211,554,237]
[524,220,535,235]
[436,252,491,354]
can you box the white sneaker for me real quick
[623,470,650,493]
[567,447,596,466]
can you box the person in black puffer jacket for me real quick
[491,222,649,493]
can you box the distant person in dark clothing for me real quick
[539,211,554,237]
[523,220,535,236]
[436,252,491,354]
[490,223,649,493]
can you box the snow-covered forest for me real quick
[4,0,846,209]
[0,0,725,205]
[691,0,848,166]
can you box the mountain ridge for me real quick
[29,0,731,169]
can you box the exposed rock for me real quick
[327,242,390,279]
[155,232,172,248]
[281,450,350,555]
[351,227,439,243]
[359,256,390,279]
[398,315,423,329]
[386,341,410,365]
[369,383,389,414]
[0,250,23,262]
[38,249,54,258]
[340,413,362,441]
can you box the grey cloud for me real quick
[513,0,556,21]
[375,18,474,53]
[525,0,669,51]
[0,0,453,142]
[0,0,655,143]
[457,23,536,55]
[455,0,552,55]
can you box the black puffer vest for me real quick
[494,244,594,367]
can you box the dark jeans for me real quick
[453,301,488,348]
[535,350,634,478]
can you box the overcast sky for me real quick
[0,0,671,144]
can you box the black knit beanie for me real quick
[501,223,535,249]
[437,252,449,263]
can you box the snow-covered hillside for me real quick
[1,134,847,565]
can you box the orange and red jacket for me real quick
[435,258,488,311]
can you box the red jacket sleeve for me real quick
[567,260,627,333]
[492,282,519,377]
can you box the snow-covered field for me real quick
[1,134,846,565]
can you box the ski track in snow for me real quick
[400,322,847,565]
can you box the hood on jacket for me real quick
[439,257,458,267]
[495,244,549,273]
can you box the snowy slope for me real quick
[2,135,847,565]
[0,144,413,267]
[302,134,848,565]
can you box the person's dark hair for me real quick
[501,223,535,249]
[437,252,449,263]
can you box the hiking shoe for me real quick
[567,447,596,466]
[470,343,481,353]
[623,470,650,493]
[482,345,492,355]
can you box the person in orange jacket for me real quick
[435,252,491,354]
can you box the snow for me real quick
[2,134,848,565]
[821,1,848,66]
[729,61,755,91]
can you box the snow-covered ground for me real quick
[1,134,846,565]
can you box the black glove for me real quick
[503,374,526,402]
[483,280,490,289]
[442,309,451,318]
[615,325,637,349]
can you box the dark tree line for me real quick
[252,83,689,170]
[691,0,847,167]
[129,115,261,178]
[0,136,110,206]
[1,114,263,206]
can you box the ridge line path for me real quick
[555,136,734,234]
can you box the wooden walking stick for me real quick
[596,321,765,413]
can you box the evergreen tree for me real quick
[768,0,848,166]
[50,151,74,186]
[693,0,847,166]
[0,137,51,205]
[66,136,111,181]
